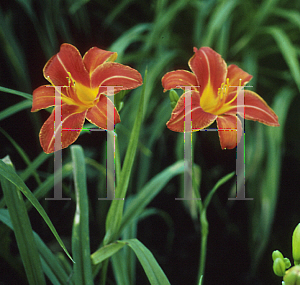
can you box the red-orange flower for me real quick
[162,47,279,149]
[32,43,143,153]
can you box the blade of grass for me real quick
[0,208,74,285]
[119,160,184,236]
[203,171,235,209]
[111,250,131,285]
[0,157,74,262]
[24,162,73,210]
[103,70,147,245]
[272,8,300,30]
[105,0,135,26]
[231,0,280,55]
[0,86,32,100]
[20,152,50,182]
[70,145,93,285]
[0,152,50,208]
[263,26,300,92]
[109,23,151,61]
[121,239,171,285]
[197,171,235,282]
[0,156,46,285]
[0,127,42,185]
[0,9,31,91]
[249,87,295,273]
[91,242,126,265]
[143,0,187,52]
[92,239,171,285]
[202,0,237,47]
[0,100,32,121]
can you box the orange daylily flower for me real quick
[162,47,279,149]
[32,43,143,153]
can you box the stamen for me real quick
[226,78,242,106]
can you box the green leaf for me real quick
[92,239,170,285]
[0,86,32,100]
[143,0,187,52]
[71,145,93,285]
[272,8,300,30]
[121,239,171,285]
[202,0,237,47]
[119,160,184,235]
[109,23,151,61]
[203,171,235,209]
[0,156,46,285]
[263,26,300,92]
[248,87,295,271]
[19,152,50,182]
[91,242,126,265]
[24,162,73,210]
[0,157,74,262]
[103,70,147,245]
[112,220,137,285]
[0,100,32,121]
[0,127,42,186]
[0,209,73,285]
[111,250,131,285]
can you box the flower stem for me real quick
[99,259,109,285]
[198,209,209,283]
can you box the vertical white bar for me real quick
[106,86,115,200]
[175,86,199,200]
[184,87,192,200]
[46,86,70,200]
[229,86,253,200]
[98,86,122,200]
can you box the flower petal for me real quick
[31,85,56,112]
[227,64,252,87]
[83,47,117,75]
[161,70,198,92]
[31,85,80,111]
[166,91,216,132]
[39,105,86,154]
[44,43,89,87]
[226,90,280,127]
[91,62,143,94]
[235,90,279,126]
[86,94,121,130]
[189,47,227,97]
[216,115,242,150]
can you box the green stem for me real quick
[99,259,109,285]
[198,209,209,283]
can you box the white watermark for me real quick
[175,85,253,201]
[47,86,123,200]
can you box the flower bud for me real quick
[293,224,300,265]
[273,250,284,261]
[285,257,292,269]
[169,89,179,109]
[284,265,300,285]
[273,257,286,277]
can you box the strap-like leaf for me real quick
[0,157,74,262]
[0,157,46,285]
[71,145,93,285]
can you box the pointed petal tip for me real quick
[161,70,198,92]
[243,91,280,127]
[217,115,242,150]
[39,105,87,154]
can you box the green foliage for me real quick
[0,0,299,284]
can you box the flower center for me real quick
[200,78,242,115]
[67,73,98,108]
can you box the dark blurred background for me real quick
[1,0,300,284]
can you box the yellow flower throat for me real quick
[200,78,242,115]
